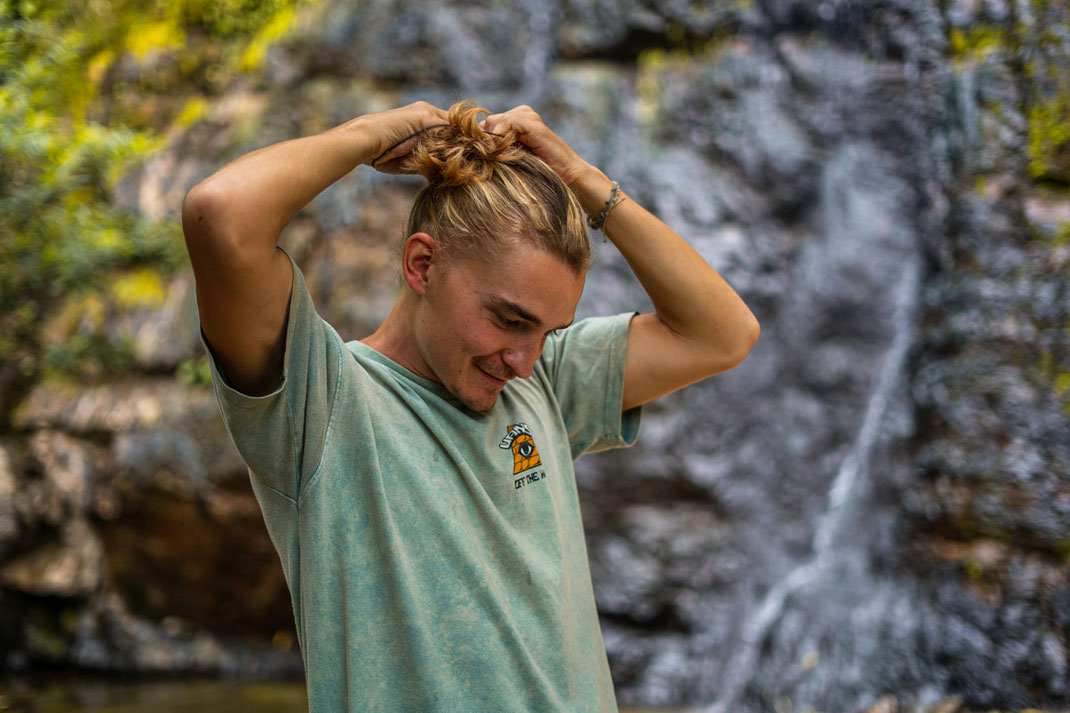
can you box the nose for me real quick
[501,344,538,379]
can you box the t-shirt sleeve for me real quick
[200,249,344,501]
[538,311,642,459]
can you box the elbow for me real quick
[738,312,761,361]
[181,181,247,260]
[718,312,760,372]
[744,312,761,353]
[182,181,220,248]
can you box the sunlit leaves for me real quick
[0,0,305,393]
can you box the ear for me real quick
[401,232,437,295]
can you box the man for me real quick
[182,100,759,712]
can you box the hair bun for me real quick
[402,100,528,187]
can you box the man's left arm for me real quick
[482,105,760,411]
[570,166,760,410]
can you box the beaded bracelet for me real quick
[587,181,623,231]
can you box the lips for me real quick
[476,364,510,387]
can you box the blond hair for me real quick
[400,101,591,272]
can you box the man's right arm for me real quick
[181,101,448,396]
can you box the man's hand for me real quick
[361,101,450,174]
[484,103,760,410]
[480,106,590,186]
[183,100,448,396]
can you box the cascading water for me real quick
[4,1,1067,710]
[707,253,921,712]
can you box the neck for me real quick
[361,293,437,381]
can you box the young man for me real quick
[182,100,758,712]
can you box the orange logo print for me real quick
[498,423,542,475]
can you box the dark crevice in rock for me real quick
[579,472,726,531]
[559,23,741,63]
[96,489,293,641]
[756,0,938,64]
[599,604,692,634]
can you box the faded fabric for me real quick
[201,250,641,713]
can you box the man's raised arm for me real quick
[482,106,760,410]
[570,166,760,409]
[181,101,448,396]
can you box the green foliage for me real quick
[964,558,985,581]
[1027,91,1070,183]
[947,4,1070,186]
[0,60,182,385]
[179,0,297,39]
[1022,2,1070,184]
[948,24,1010,63]
[0,0,306,414]
[1056,540,1070,567]
[176,354,214,387]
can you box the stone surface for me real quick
[2,0,1068,709]
[0,518,102,598]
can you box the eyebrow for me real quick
[485,295,573,331]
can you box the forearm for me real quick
[570,165,760,362]
[186,116,380,253]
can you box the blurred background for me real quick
[1,0,1069,711]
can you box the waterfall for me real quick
[706,254,921,712]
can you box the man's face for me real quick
[414,243,586,412]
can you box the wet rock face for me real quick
[551,0,1067,709]
[570,17,935,707]
[1,382,300,676]
[894,0,1070,706]
[5,0,1069,708]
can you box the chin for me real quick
[446,364,508,412]
[458,392,499,413]
[449,381,501,413]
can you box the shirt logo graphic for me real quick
[498,423,542,475]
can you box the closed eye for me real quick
[495,312,522,329]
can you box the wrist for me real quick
[326,115,385,167]
[568,165,614,217]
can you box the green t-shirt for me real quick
[203,252,641,712]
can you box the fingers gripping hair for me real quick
[401,101,527,186]
[400,100,591,273]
